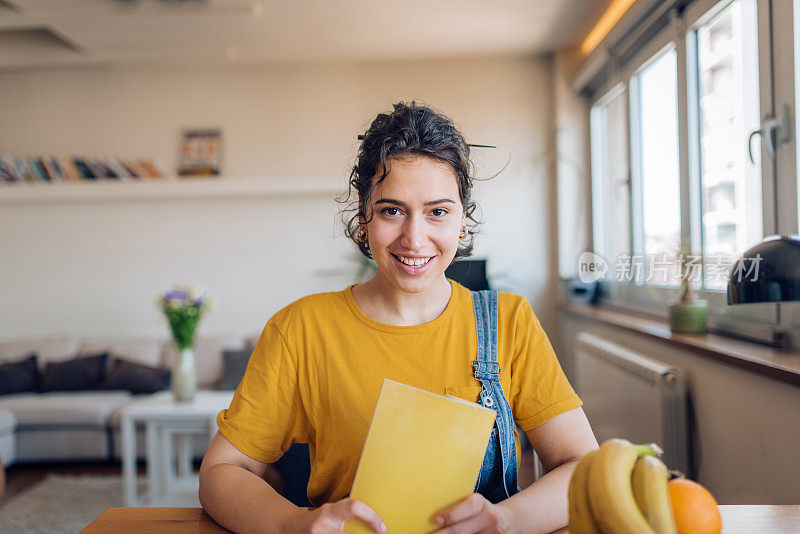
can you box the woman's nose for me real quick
[400,215,426,250]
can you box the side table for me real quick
[119,390,233,507]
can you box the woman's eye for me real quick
[431,208,448,217]
[381,207,399,216]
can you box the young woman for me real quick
[199,102,598,534]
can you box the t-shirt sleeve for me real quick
[216,321,312,463]
[508,298,583,431]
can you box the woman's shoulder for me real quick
[495,290,541,326]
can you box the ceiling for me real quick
[0,0,610,71]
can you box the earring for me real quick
[357,228,368,243]
[459,225,468,239]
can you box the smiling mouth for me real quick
[391,254,433,267]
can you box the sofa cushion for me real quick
[161,334,244,388]
[78,338,162,368]
[40,353,109,392]
[103,357,170,395]
[0,391,132,426]
[0,354,39,395]
[0,336,78,366]
[217,349,251,390]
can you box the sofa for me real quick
[0,333,256,467]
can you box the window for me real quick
[694,0,762,290]
[590,86,631,267]
[582,0,799,345]
[632,49,681,286]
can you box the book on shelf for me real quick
[40,157,62,182]
[137,159,166,178]
[0,154,184,184]
[86,159,113,179]
[0,155,20,182]
[117,159,141,178]
[14,158,34,182]
[103,158,132,179]
[28,157,49,182]
[71,158,96,179]
[58,157,82,182]
[48,157,66,181]
[344,379,496,534]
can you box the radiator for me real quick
[575,331,690,474]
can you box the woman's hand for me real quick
[287,498,386,534]
[435,493,515,534]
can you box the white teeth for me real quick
[397,255,431,267]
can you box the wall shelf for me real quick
[0,176,344,204]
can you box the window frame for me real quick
[590,83,631,265]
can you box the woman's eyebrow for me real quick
[375,198,457,206]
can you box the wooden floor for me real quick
[4,447,537,503]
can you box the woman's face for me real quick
[363,155,465,295]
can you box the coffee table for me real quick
[119,390,233,507]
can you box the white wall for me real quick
[554,50,591,280]
[0,56,558,341]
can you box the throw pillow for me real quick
[103,357,170,395]
[0,353,39,395]
[217,349,251,390]
[40,353,109,392]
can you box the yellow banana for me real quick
[632,455,678,534]
[587,438,656,534]
[568,449,602,534]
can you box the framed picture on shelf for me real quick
[178,129,221,177]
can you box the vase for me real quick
[171,347,197,402]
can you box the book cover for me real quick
[48,157,67,181]
[344,379,496,534]
[72,158,96,179]
[86,159,113,179]
[58,157,82,182]
[0,155,21,182]
[118,158,141,178]
[138,158,165,178]
[28,157,49,181]
[15,158,35,182]
[40,157,62,181]
[104,158,131,179]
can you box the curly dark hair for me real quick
[339,101,481,260]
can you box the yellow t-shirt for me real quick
[217,279,582,505]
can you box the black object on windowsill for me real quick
[727,234,800,304]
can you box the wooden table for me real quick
[82,505,800,533]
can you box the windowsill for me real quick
[561,302,800,388]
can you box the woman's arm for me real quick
[199,432,386,534]
[497,407,598,532]
[199,432,302,533]
[436,407,598,534]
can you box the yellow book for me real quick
[344,379,496,534]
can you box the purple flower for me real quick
[164,289,188,302]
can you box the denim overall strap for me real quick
[471,290,519,503]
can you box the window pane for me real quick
[637,49,681,286]
[696,0,762,290]
[590,88,630,267]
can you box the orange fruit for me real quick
[668,478,722,534]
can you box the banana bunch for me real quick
[568,438,678,534]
